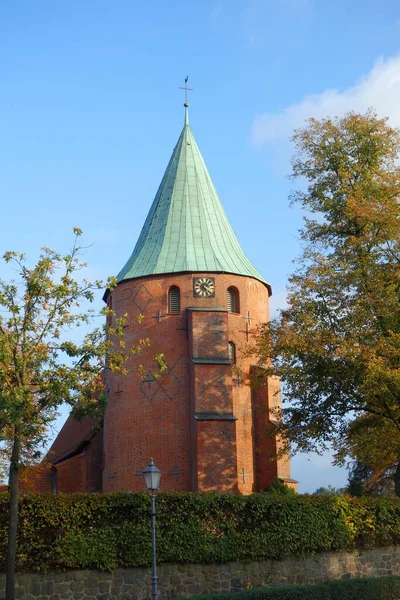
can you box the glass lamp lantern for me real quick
[143,458,161,493]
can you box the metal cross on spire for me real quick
[179,76,193,108]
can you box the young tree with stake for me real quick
[0,228,165,600]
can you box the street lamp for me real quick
[143,458,161,600]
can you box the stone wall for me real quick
[1,546,400,600]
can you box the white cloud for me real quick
[252,54,400,147]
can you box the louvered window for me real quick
[228,341,236,364]
[168,286,180,313]
[227,287,238,313]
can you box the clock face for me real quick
[193,277,215,297]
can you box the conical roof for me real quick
[117,111,268,287]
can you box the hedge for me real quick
[187,576,400,600]
[1,492,400,571]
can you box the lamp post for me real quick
[143,458,161,600]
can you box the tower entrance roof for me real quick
[117,109,268,286]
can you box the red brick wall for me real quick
[251,368,294,490]
[252,375,278,490]
[196,420,238,492]
[18,464,55,494]
[19,433,104,495]
[188,308,237,492]
[46,415,101,464]
[56,454,86,493]
[103,272,289,494]
[85,430,103,492]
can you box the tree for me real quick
[336,415,399,495]
[346,461,374,497]
[0,229,164,600]
[263,477,296,496]
[248,111,400,493]
[313,485,347,496]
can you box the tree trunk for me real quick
[6,432,20,600]
[394,461,400,498]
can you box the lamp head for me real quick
[143,458,161,493]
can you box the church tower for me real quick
[102,103,294,494]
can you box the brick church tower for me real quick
[102,104,295,495]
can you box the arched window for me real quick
[227,287,239,313]
[168,286,180,313]
[228,341,236,364]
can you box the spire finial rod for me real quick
[179,76,193,125]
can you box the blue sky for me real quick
[2,0,400,492]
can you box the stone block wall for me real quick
[1,546,400,600]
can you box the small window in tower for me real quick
[228,341,236,364]
[227,287,239,313]
[169,286,181,313]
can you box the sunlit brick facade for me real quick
[103,272,294,494]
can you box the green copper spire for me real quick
[117,110,268,287]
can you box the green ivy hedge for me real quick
[187,576,400,600]
[0,492,400,571]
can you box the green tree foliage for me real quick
[247,111,400,493]
[0,229,165,600]
[336,415,399,496]
[313,485,347,496]
[263,477,296,496]
[346,461,375,497]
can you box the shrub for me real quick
[186,576,400,600]
[263,478,296,496]
[0,492,400,571]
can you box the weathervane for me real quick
[179,76,193,108]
